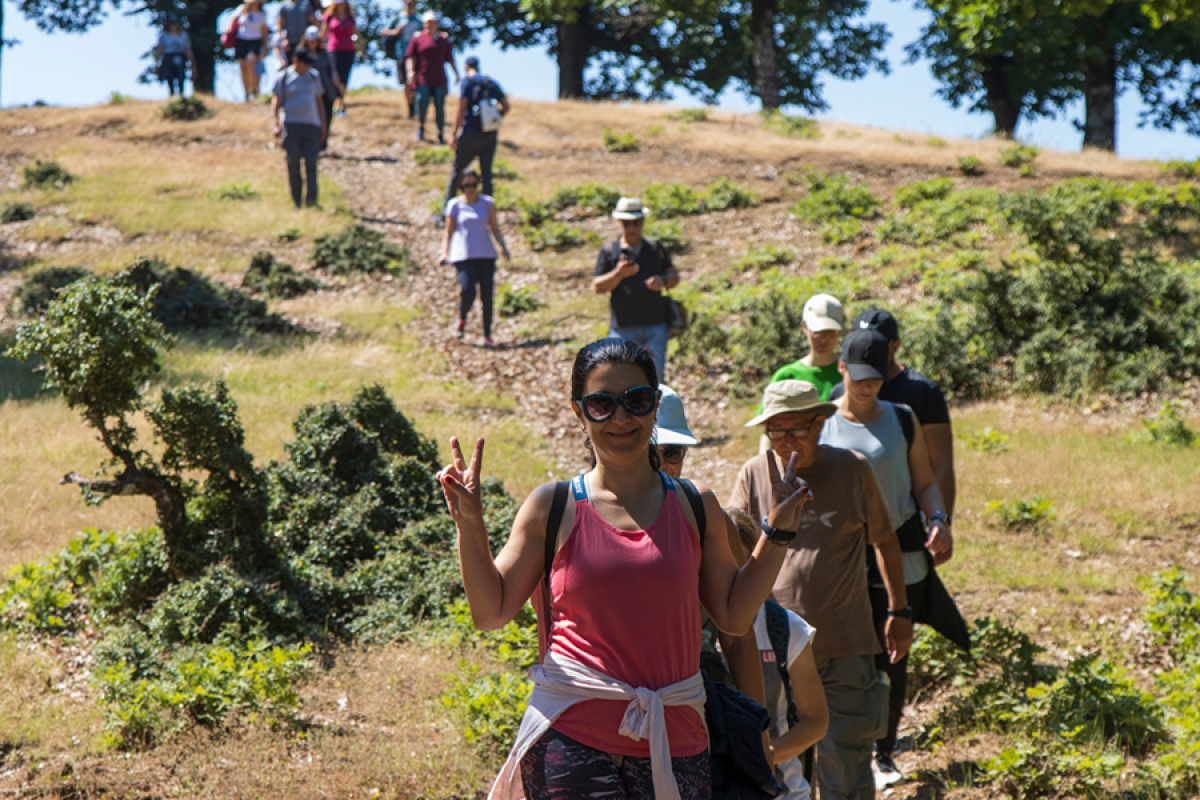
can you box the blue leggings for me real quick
[520,729,710,799]
[455,258,495,339]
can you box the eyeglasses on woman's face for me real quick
[576,385,658,423]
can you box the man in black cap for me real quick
[445,54,510,210]
[272,48,328,209]
[832,309,956,519]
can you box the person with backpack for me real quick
[438,338,811,800]
[295,25,344,150]
[728,378,912,800]
[380,0,423,118]
[819,328,966,789]
[276,0,319,67]
[445,55,509,209]
[155,14,196,98]
[272,49,327,209]
[593,197,679,380]
[405,10,458,142]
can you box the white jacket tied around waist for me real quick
[490,650,708,800]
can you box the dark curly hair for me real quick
[570,338,661,472]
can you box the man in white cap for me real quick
[728,380,911,800]
[380,0,423,118]
[769,293,846,401]
[593,197,680,379]
[404,10,459,143]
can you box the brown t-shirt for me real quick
[727,447,892,661]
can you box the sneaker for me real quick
[454,319,465,339]
[483,338,495,349]
[335,108,347,118]
[873,752,905,789]
[415,129,425,142]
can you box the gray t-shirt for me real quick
[273,67,326,127]
[278,0,312,47]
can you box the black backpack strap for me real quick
[675,476,706,547]
[764,600,799,728]
[543,481,570,611]
[894,402,915,451]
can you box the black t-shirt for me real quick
[593,237,673,329]
[459,74,506,136]
[830,366,951,425]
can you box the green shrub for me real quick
[523,221,590,251]
[958,154,982,176]
[1000,144,1040,168]
[1142,568,1200,662]
[962,427,1010,453]
[276,227,302,243]
[762,110,819,139]
[441,661,532,755]
[0,562,76,633]
[986,497,1055,531]
[242,251,324,299]
[1,202,35,223]
[821,217,865,244]
[547,183,622,216]
[414,146,453,166]
[894,178,955,209]
[1137,401,1197,447]
[602,128,637,153]
[1020,163,1039,178]
[498,284,545,317]
[983,739,1121,800]
[735,246,795,270]
[645,220,688,253]
[160,96,213,121]
[492,158,520,180]
[704,177,759,211]
[24,159,75,189]
[210,183,258,201]
[669,108,709,122]
[517,199,555,227]
[311,224,414,275]
[109,91,131,105]
[878,186,999,246]
[643,183,704,218]
[790,171,881,226]
[9,265,90,315]
[926,136,947,147]
[1164,158,1200,178]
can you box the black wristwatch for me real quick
[930,511,951,526]
[886,606,913,619]
[760,517,796,546]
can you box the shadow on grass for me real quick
[489,335,577,351]
[912,759,985,798]
[356,215,411,227]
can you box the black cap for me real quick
[852,308,899,341]
[165,13,180,24]
[293,49,315,65]
[465,55,480,69]
[841,329,890,381]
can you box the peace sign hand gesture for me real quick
[437,436,485,524]
[766,451,813,533]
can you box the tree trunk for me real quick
[980,55,1021,138]
[556,5,590,99]
[1081,41,1116,151]
[193,47,217,94]
[750,0,780,110]
[187,4,229,95]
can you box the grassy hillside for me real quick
[1,92,1198,798]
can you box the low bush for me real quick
[962,427,1010,453]
[1142,568,1200,662]
[1164,158,1200,178]
[498,284,545,317]
[24,159,75,189]
[790,171,881,231]
[275,227,302,243]
[518,199,555,227]
[958,154,982,175]
[983,739,1121,800]
[160,96,213,121]
[644,182,705,218]
[894,178,955,209]
[1,202,35,223]
[1137,401,1197,447]
[546,183,622,216]
[762,110,819,139]
[311,224,415,275]
[644,220,688,253]
[210,183,258,201]
[492,158,520,180]
[735,246,795,270]
[668,108,709,122]
[522,221,591,251]
[986,497,1056,531]
[9,265,90,315]
[241,251,324,299]
[999,144,1040,168]
[603,128,638,153]
[878,186,999,246]
[413,146,452,166]
[704,177,759,211]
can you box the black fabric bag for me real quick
[704,671,782,800]
[381,33,399,60]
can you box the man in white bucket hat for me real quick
[729,379,910,800]
[593,197,680,379]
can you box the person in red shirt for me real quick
[404,10,458,143]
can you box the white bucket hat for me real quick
[744,380,838,428]
[612,197,650,220]
[654,385,699,446]
[802,293,845,333]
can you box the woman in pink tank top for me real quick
[439,338,814,799]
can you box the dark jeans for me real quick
[416,85,447,139]
[321,94,335,148]
[331,50,355,90]
[160,53,187,97]
[454,258,495,338]
[282,123,322,207]
[870,572,932,757]
[445,130,498,207]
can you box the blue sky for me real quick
[4,0,1200,161]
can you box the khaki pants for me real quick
[813,654,883,800]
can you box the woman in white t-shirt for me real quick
[229,0,271,101]
[441,169,510,348]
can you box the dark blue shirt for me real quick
[458,74,506,135]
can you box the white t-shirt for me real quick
[751,605,816,800]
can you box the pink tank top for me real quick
[324,13,356,52]
[548,473,707,757]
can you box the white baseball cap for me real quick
[304,24,320,40]
[802,293,845,333]
[422,10,437,21]
[653,386,699,446]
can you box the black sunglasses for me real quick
[577,385,658,423]
[658,444,688,464]
[765,416,823,441]
[461,182,479,188]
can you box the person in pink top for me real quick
[319,0,356,116]
[439,338,814,799]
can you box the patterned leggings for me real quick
[520,729,711,799]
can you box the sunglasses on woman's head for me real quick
[658,445,687,464]
[577,385,658,423]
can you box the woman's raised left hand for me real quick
[437,436,485,524]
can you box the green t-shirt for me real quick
[768,360,842,401]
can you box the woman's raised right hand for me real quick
[437,436,485,524]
